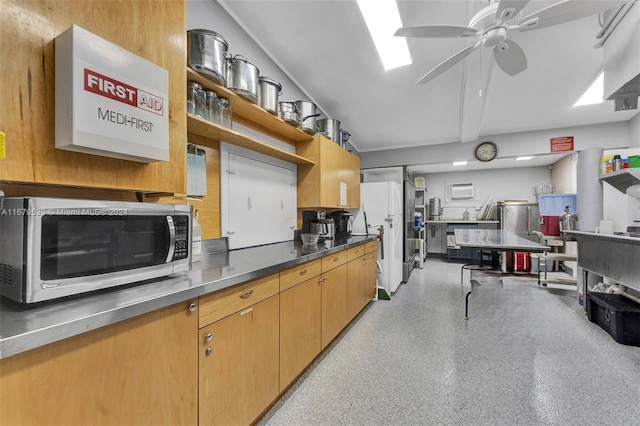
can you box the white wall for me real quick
[188,0,308,102]
[551,154,577,194]
[360,122,631,169]
[361,167,403,184]
[417,166,550,254]
[630,113,640,147]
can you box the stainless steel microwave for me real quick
[0,197,192,303]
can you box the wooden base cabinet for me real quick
[199,295,280,426]
[321,263,349,349]
[279,275,323,391]
[0,300,199,426]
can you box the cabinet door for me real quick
[343,151,361,209]
[199,295,280,426]
[348,254,375,320]
[321,263,349,349]
[366,252,377,300]
[347,256,364,320]
[319,137,343,207]
[280,276,322,391]
[0,300,198,426]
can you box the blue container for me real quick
[538,194,577,215]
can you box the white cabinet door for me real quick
[222,144,296,249]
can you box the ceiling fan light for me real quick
[482,27,507,48]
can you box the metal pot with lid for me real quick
[278,101,299,125]
[294,101,320,134]
[258,77,282,115]
[225,54,259,103]
[187,29,229,86]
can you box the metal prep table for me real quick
[454,229,550,319]
[564,231,640,312]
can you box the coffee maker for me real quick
[329,210,353,238]
[301,210,334,241]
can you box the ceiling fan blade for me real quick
[495,0,530,20]
[493,40,528,76]
[518,0,628,31]
[416,41,481,85]
[395,25,479,38]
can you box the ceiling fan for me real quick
[395,0,628,85]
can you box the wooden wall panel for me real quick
[0,0,186,194]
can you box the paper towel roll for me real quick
[577,147,603,232]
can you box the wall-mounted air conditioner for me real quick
[451,183,474,200]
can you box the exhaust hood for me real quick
[606,73,640,111]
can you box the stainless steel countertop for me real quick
[0,236,375,359]
[564,231,640,290]
[424,220,499,224]
[454,229,550,252]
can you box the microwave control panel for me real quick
[172,215,190,260]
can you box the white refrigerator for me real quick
[352,182,404,294]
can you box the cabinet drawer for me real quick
[364,240,377,254]
[346,244,365,261]
[199,273,279,328]
[321,250,347,272]
[280,259,322,292]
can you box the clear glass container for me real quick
[205,90,221,125]
[187,81,206,118]
[218,97,232,129]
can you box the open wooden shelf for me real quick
[187,68,313,145]
[187,114,315,166]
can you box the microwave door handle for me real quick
[166,216,176,263]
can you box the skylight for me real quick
[356,0,412,70]
[573,71,604,107]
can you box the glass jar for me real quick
[187,81,206,118]
[205,90,222,125]
[218,97,232,129]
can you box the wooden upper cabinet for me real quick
[297,134,361,209]
[0,0,186,194]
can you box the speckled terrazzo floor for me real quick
[257,258,640,426]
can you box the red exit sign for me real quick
[550,136,574,153]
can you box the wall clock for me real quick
[474,141,498,162]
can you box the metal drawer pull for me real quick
[204,333,213,343]
[323,277,328,282]
[333,257,340,262]
[300,269,308,275]
[240,307,253,316]
[239,289,254,299]
[205,347,212,356]
[318,278,323,284]
[188,303,197,312]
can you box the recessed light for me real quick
[356,0,412,70]
[574,71,604,107]
[516,156,533,161]
[453,161,467,166]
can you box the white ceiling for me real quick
[220,0,638,168]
